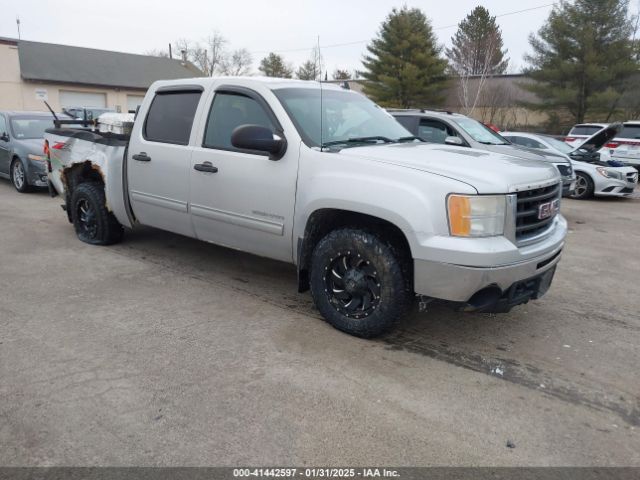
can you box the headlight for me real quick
[447,195,506,237]
[28,154,45,162]
[596,167,623,180]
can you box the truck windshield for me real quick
[452,117,510,145]
[10,117,54,139]
[273,87,411,149]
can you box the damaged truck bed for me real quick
[46,128,134,229]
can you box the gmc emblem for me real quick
[538,199,560,220]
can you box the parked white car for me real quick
[565,123,609,147]
[502,128,638,199]
[606,121,640,169]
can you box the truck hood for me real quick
[338,143,560,194]
[483,143,570,164]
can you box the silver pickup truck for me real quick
[45,77,567,338]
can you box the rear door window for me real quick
[418,119,456,144]
[144,91,202,145]
[620,124,640,139]
[569,125,602,136]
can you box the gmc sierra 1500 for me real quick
[45,77,567,338]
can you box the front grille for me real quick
[516,183,561,241]
[627,172,638,184]
[556,164,572,177]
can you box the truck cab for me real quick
[46,77,567,338]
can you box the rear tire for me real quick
[70,182,123,245]
[571,172,594,199]
[11,158,32,193]
[310,228,412,338]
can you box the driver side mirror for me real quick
[445,136,463,146]
[0,132,9,142]
[231,125,287,160]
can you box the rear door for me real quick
[0,114,9,175]
[127,86,203,237]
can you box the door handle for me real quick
[194,162,218,173]
[132,152,151,162]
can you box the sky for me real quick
[0,0,637,77]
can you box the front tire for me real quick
[11,158,32,193]
[571,172,594,199]
[70,182,123,245]
[310,228,412,338]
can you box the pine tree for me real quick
[296,46,324,81]
[259,53,293,78]
[446,6,508,76]
[360,7,448,108]
[296,60,318,80]
[524,0,639,124]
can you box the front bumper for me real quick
[413,216,566,309]
[26,160,48,187]
[562,177,576,196]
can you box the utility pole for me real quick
[16,16,21,40]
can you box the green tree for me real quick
[446,6,508,75]
[259,52,293,78]
[296,60,318,80]
[360,6,448,108]
[524,0,639,124]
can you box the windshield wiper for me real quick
[321,136,394,149]
[396,136,424,143]
[478,140,509,145]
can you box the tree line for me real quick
[148,35,353,81]
[149,0,640,127]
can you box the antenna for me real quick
[318,35,324,151]
[16,16,21,40]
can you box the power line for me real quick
[249,2,556,56]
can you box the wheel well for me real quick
[297,209,413,292]
[61,161,105,223]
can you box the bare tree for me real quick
[453,29,503,117]
[144,48,169,58]
[170,33,229,76]
[221,48,253,76]
[203,31,228,76]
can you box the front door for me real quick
[189,88,299,262]
[0,114,10,176]
[127,88,203,237]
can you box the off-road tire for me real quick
[11,158,32,193]
[310,228,413,338]
[571,172,594,200]
[70,182,123,245]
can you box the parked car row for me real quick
[566,121,640,170]
[502,127,638,199]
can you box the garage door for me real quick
[59,91,106,108]
[127,95,145,112]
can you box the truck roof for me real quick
[149,76,346,92]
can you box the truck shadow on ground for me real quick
[115,225,639,428]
